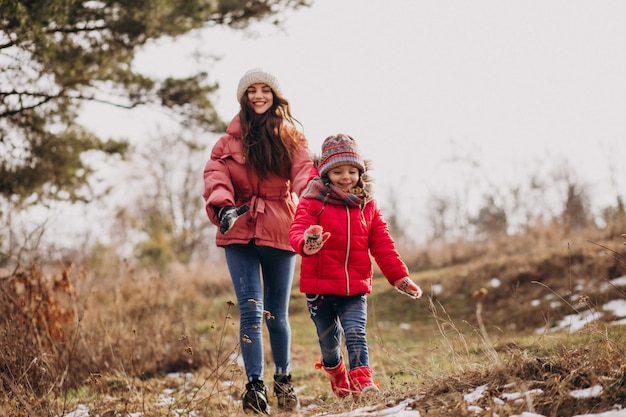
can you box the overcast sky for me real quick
[80,0,626,231]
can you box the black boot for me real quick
[273,374,298,411]
[242,379,270,414]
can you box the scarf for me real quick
[301,177,367,208]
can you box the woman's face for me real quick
[327,164,360,191]
[246,83,274,114]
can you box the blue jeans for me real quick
[224,243,296,381]
[306,293,369,370]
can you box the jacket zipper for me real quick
[344,205,351,295]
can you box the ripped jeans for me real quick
[224,243,296,381]
[306,293,369,370]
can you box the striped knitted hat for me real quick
[236,68,281,103]
[317,134,366,178]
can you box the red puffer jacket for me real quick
[289,197,409,296]
[203,115,313,251]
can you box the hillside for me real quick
[1,233,625,416]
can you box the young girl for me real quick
[288,133,422,399]
[203,68,313,414]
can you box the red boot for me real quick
[348,366,379,398]
[315,359,351,398]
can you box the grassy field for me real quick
[1,231,625,416]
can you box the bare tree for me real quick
[470,194,508,239]
[111,131,217,267]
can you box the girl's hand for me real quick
[303,225,331,255]
[394,277,422,299]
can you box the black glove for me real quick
[218,205,250,234]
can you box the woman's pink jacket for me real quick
[289,196,409,296]
[203,115,313,252]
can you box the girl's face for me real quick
[328,164,360,191]
[246,83,274,114]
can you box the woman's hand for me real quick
[218,205,250,234]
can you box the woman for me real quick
[203,68,313,414]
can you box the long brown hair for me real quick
[239,90,303,179]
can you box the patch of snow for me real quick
[569,385,603,399]
[166,371,193,381]
[489,278,501,288]
[538,310,602,334]
[535,296,626,333]
[229,352,245,367]
[603,299,626,317]
[59,404,90,417]
[431,284,443,295]
[467,405,484,412]
[156,392,176,406]
[464,384,488,403]
[399,323,411,329]
[500,389,543,401]
[600,276,626,292]
[319,398,420,417]
[531,299,541,307]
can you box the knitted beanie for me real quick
[236,68,281,103]
[317,134,366,178]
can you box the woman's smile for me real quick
[247,83,274,114]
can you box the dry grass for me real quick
[1,228,625,416]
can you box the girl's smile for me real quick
[328,164,360,191]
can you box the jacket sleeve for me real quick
[202,136,236,226]
[289,198,318,255]
[306,164,320,182]
[289,133,314,197]
[368,200,410,284]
